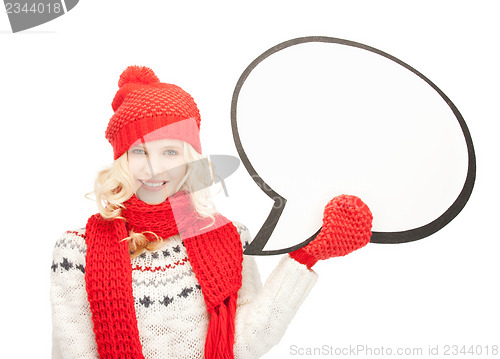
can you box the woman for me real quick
[50,65,373,359]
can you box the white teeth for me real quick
[140,180,167,187]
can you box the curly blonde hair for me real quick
[90,142,218,258]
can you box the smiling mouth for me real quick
[139,179,169,188]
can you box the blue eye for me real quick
[132,148,146,155]
[165,150,178,156]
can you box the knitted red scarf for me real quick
[84,191,243,359]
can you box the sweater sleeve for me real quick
[232,222,318,359]
[50,230,99,359]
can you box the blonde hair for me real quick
[90,142,218,258]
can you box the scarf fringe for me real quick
[205,295,237,359]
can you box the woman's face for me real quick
[127,139,188,204]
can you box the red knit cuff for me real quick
[289,248,318,270]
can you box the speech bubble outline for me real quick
[231,36,476,255]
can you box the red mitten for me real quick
[289,195,373,269]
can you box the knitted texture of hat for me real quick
[290,195,373,268]
[85,191,243,359]
[105,65,202,159]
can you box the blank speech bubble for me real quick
[232,37,475,255]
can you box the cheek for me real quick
[128,158,145,179]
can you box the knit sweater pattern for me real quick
[51,222,318,359]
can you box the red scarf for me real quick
[84,191,243,358]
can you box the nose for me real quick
[142,153,164,179]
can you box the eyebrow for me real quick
[130,144,182,150]
[161,145,183,150]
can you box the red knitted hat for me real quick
[105,66,202,159]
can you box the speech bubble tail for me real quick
[243,196,322,256]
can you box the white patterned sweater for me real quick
[50,222,318,359]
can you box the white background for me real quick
[1,1,499,358]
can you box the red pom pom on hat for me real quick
[118,65,160,88]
